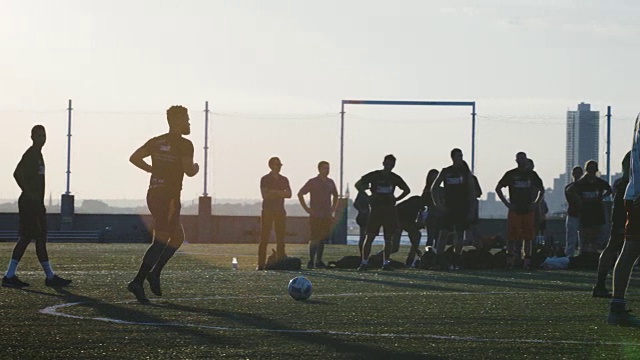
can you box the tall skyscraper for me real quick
[565,102,599,184]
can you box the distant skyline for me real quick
[1,1,638,202]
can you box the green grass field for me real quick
[1,243,639,359]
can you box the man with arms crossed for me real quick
[298,161,339,269]
[128,105,199,303]
[355,154,410,271]
[257,157,292,270]
[496,152,544,270]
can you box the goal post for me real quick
[339,100,477,196]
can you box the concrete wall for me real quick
[0,213,610,247]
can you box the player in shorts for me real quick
[593,152,629,298]
[127,105,199,303]
[2,125,71,288]
[355,154,410,271]
[496,152,544,270]
[431,149,475,269]
[608,114,640,326]
[566,160,611,254]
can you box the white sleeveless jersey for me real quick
[625,113,640,201]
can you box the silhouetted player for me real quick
[2,125,71,288]
[355,154,410,271]
[127,105,199,303]
[257,157,292,270]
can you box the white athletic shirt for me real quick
[625,113,640,201]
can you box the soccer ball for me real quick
[287,276,312,301]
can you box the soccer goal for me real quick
[338,100,477,196]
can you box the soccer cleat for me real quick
[592,287,612,299]
[45,275,72,287]
[315,261,326,269]
[381,263,394,271]
[255,265,265,271]
[607,310,640,327]
[127,281,150,304]
[307,261,314,269]
[146,273,162,296]
[356,263,369,272]
[2,275,30,288]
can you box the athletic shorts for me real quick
[625,200,640,242]
[18,194,47,241]
[310,217,332,243]
[441,207,469,232]
[507,211,535,241]
[366,206,398,236]
[147,188,182,233]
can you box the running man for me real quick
[593,152,630,298]
[608,114,640,326]
[128,105,199,303]
[298,161,339,269]
[257,156,292,270]
[355,154,410,271]
[496,152,544,270]
[2,125,71,288]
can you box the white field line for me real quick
[39,292,639,347]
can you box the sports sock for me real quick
[611,298,627,312]
[40,261,55,280]
[6,259,19,278]
[595,270,608,289]
[133,263,153,284]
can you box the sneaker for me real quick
[45,275,72,287]
[592,287,612,299]
[315,261,327,269]
[607,309,640,327]
[381,263,394,271]
[146,273,162,296]
[307,261,314,269]
[356,263,369,272]
[127,281,150,304]
[2,275,29,288]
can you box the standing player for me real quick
[298,161,339,269]
[566,161,612,255]
[593,152,630,298]
[2,125,71,288]
[127,105,199,303]
[496,152,544,270]
[257,157,292,270]
[564,166,584,257]
[431,149,475,268]
[355,154,410,271]
[608,114,640,326]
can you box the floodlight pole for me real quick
[471,103,477,173]
[606,105,611,185]
[339,102,345,197]
[203,101,210,196]
[65,99,72,195]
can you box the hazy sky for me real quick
[1,1,639,203]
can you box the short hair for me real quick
[584,160,598,170]
[516,151,527,158]
[317,161,329,171]
[31,124,45,136]
[450,148,462,158]
[572,166,583,172]
[166,105,188,126]
[383,154,396,163]
[268,157,281,167]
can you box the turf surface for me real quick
[0,243,639,359]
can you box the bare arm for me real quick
[430,173,445,208]
[181,156,199,177]
[395,180,410,203]
[495,183,511,209]
[297,185,311,214]
[129,145,153,173]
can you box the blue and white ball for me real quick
[288,276,312,300]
